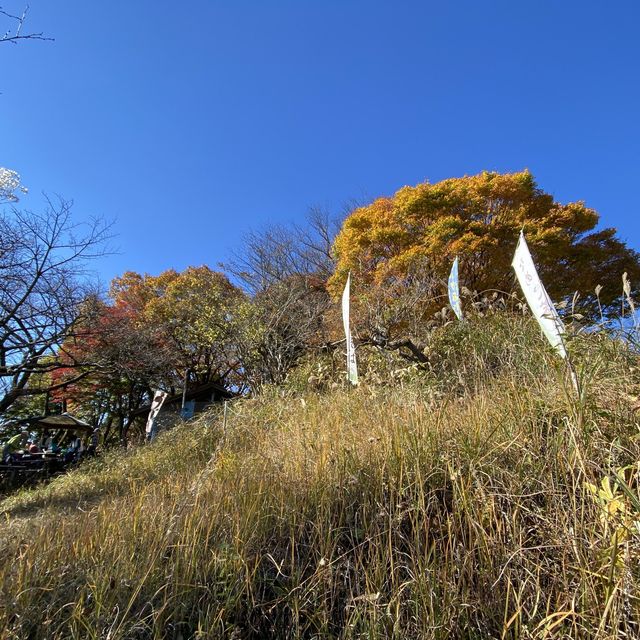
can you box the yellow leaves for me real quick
[327,169,634,316]
[108,266,245,370]
[109,269,181,317]
[586,475,627,521]
[584,467,640,589]
[585,467,640,548]
[143,266,241,347]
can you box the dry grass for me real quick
[0,316,639,639]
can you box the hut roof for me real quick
[20,413,93,432]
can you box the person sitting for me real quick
[2,431,29,463]
[50,440,61,454]
[44,435,61,454]
[28,442,42,454]
[63,433,81,463]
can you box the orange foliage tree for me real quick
[329,171,640,317]
[51,266,245,441]
[110,266,245,388]
[50,298,175,440]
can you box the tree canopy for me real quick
[110,266,243,384]
[328,171,640,316]
[47,266,244,442]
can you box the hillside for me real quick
[0,316,639,639]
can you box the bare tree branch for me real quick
[225,207,344,294]
[0,199,111,415]
[0,5,53,44]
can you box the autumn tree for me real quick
[134,266,245,388]
[325,171,640,364]
[330,170,640,319]
[52,266,245,440]
[109,266,245,394]
[51,301,173,442]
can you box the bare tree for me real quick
[234,274,331,387]
[0,5,52,44]
[223,208,343,387]
[226,207,343,294]
[0,197,110,414]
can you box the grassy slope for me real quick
[0,316,639,639]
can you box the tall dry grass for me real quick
[0,316,639,639]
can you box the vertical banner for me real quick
[341,272,359,385]
[512,232,567,359]
[448,256,463,321]
[145,389,168,435]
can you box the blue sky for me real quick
[2,1,639,286]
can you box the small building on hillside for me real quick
[132,381,233,436]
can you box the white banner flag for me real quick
[448,256,463,321]
[512,231,567,359]
[145,389,168,434]
[342,272,359,385]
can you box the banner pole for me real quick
[222,400,228,435]
[181,368,189,412]
[566,356,580,397]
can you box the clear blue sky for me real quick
[2,1,639,286]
